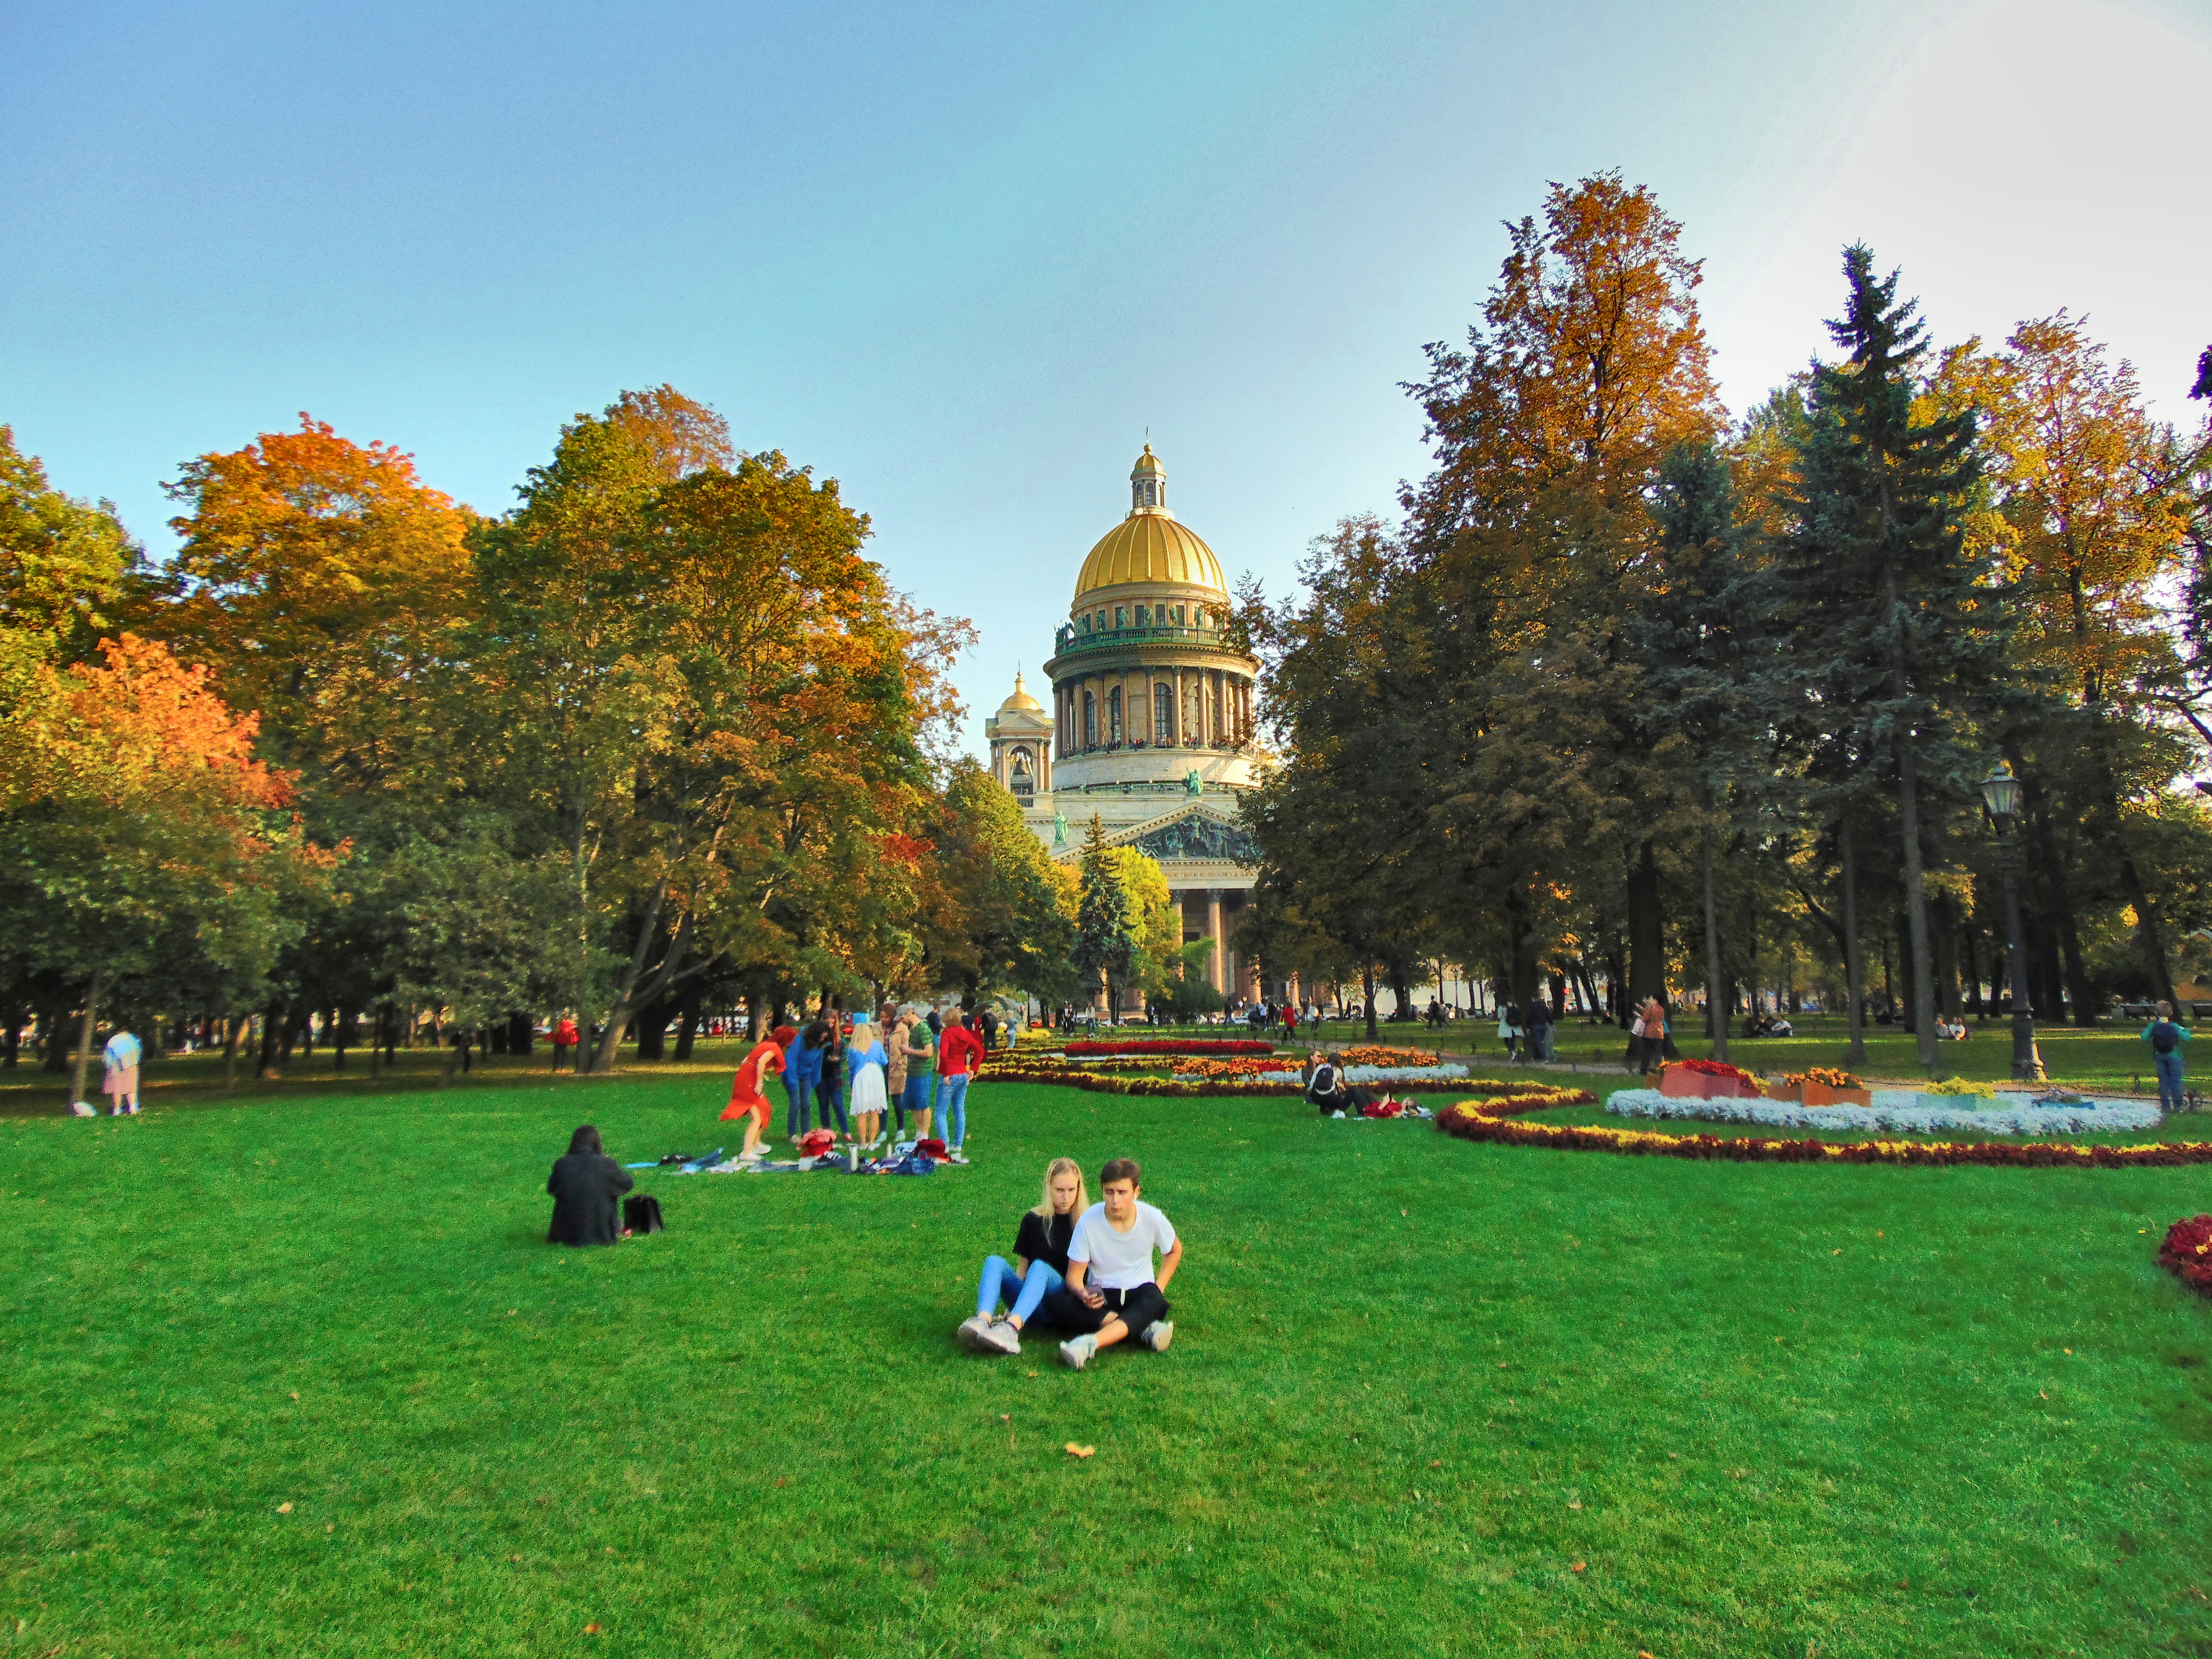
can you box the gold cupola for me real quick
[1071,444,1226,600]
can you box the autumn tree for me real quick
[0,635,330,1101]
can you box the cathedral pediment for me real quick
[1051,802,1256,866]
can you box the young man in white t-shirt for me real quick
[1046,1157,1183,1370]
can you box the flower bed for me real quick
[1337,1045,1444,1068]
[978,1056,1483,1100]
[1435,1092,2212,1168]
[1605,1087,2164,1136]
[1169,1062,1470,1085]
[1064,1039,1275,1057]
[1170,1057,1302,1081]
[2158,1215,2212,1296]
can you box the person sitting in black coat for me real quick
[547,1124,634,1246]
[1305,1052,1376,1117]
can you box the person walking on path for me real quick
[1497,1000,1523,1063]
[1526,995,1554,1063]
[2142,1000,2192,1111]
[550,1015,580,1073]
[101,1027,142,1115]
[1634,996,1668,1075]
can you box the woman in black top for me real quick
[546,1124,634,1246]
[957,1157,1086,1355]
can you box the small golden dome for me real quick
[998,671,1045,714]
[1130,444,1163,476]
[1073,511,1225,599]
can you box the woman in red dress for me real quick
[720,1031,791,1161]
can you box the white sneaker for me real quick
[1138,1320,1174,1353]
[984,1320,1022,1355]
[1058,1334,1098,1370]
[957,1314,996,1352]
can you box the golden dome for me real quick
[1130,444,1163,476]
[998,671,1045,714]
[1073,511,1225,599]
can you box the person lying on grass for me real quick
[958,1157,1085,1355]
[1045,1158,1182,1370]
[547,1124,634,1247]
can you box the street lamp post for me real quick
[1980,763,2046,1082]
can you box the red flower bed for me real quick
[1668,1057,1759,1085]
[1433,1097,2212,1169]
[2158,1214,2212,1295]
[1063,1039,1275,1057]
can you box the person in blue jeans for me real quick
[2142,1000,2192,1111]
[784,1022,825,1139]
[958,1158,1085,1355]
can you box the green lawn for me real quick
[9,1071,2212,1657]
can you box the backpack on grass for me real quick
[623,1194,665,1235]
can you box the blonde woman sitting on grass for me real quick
[958,1157,1086,1355]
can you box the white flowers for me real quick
[1605,1087,2161,1136]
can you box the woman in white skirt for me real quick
[847,1019,890,1149]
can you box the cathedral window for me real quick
[1108,687,1123,743]
[1083,692,1096,748]
[1154,684,1174,746]
[1136,605,1149,626]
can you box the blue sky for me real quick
[5,0,2207,754]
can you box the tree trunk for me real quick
[69,968,103,1108]
[1840,814,1866,1064]
[1895,741,1940,1070]
[1626,839,1665,1005]
[1362,962,1378,1040]
[223,1015,243,1089]
[257,1001,286,1080]
[673,988,703,1061]
[1701,824,1729,1060]
[1,1000,21,1070]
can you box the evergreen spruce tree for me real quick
[1768,246,2009,1070]
[1072,814,1135,1018]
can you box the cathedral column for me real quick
[1173,665,1185,746]
[1206,889,1225,993]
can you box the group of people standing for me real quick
[719,1006,993,1164]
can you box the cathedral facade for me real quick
[983,445,1266,1006]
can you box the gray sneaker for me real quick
[957,1315,995,1352]
[1138,1320,1174,1353]
[984,1320,1022,1355]
[1058,1333,1098,1370]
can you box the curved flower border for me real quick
[1434,1095,2212,1168]
[2158,1215,2212,1294]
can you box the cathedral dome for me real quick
[1071,445,1224,600]
[997,671,1045,715]
[1072,512,1226,600]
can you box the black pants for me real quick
[1043,1282,1169,1338]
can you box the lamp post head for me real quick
[1981,762,2024,820]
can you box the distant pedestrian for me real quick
[1498,1001,1523,1063]
[550,1015,580,1072]
[101,1027,142,1115]
[1526,996,1554,1062]
[937,1015,985,1162]
[1634,996,1667,1075]
[2142,1000,2192,1112]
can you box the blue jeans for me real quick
[975,1255,1062,1325]
[901,1074,933,1130]
[2157,1050,2185,1109]
[937,1072,971,1146]
[784,1073,812,1137]
[814,1072,847,1135]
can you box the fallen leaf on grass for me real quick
[1000,1414,1011,1422]
[1064,1443,1095,1459]
[1571,1561,1586,1573]
[276,1503,292,1514]
[1568,1500,1583,1510]
[585,1623,603,1635]
[1497,1361,1509,1369]
[1830,1249,1841,1256]
[289,1390,299,1400]
[1428,1459,1442,1468]
[1896,1579,1908,1590]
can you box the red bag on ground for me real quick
[799,1129,836,1157]
[915,1137,950,1161]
